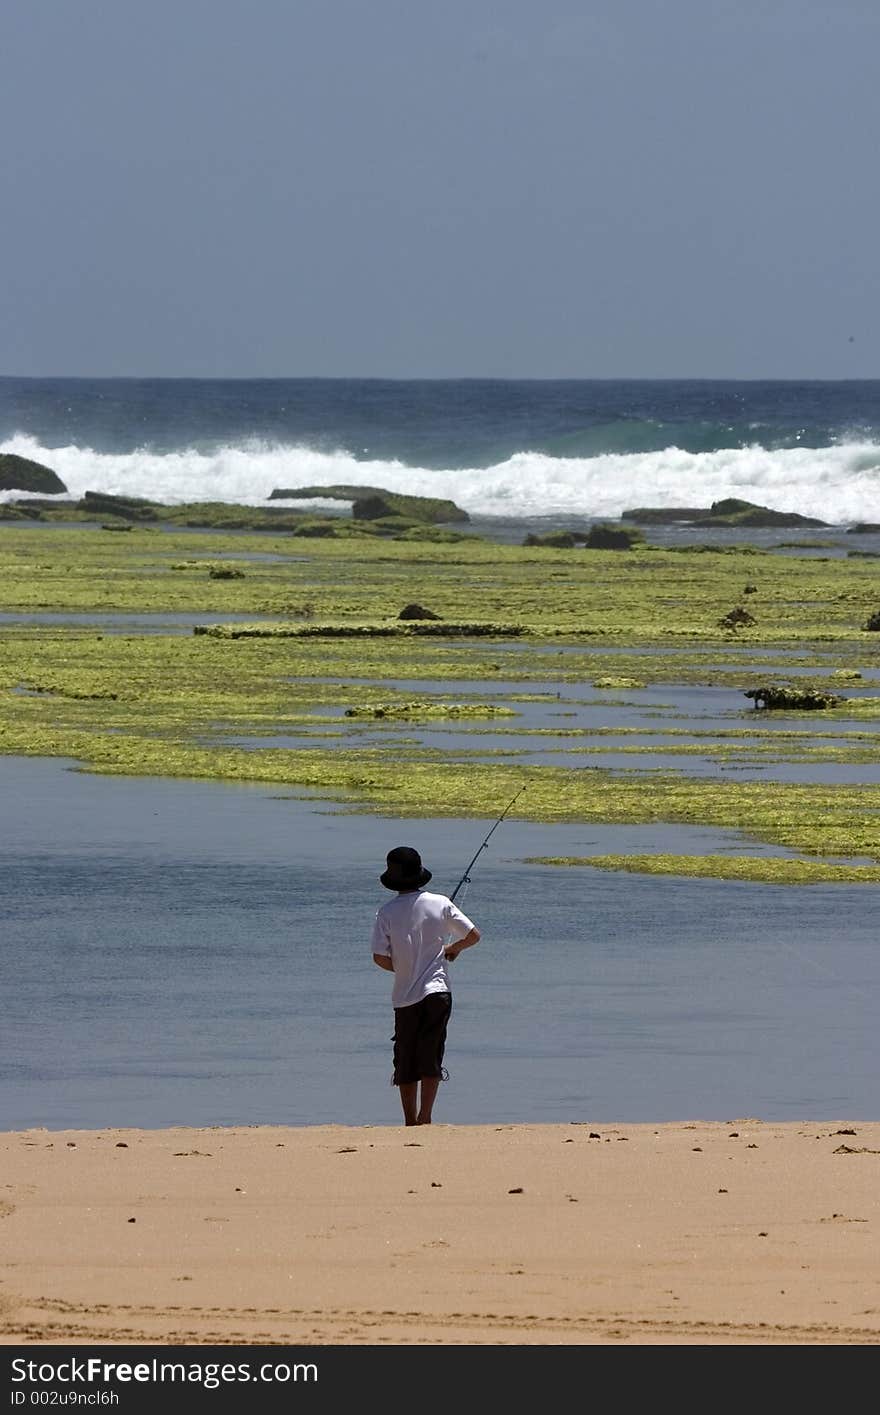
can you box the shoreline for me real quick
[3,1119,879,1346]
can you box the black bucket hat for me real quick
[380,845,432,891]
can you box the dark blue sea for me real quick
[2,376,880,528]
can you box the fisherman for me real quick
[372,846,480,1126]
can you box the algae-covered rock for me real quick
[348,490,468,524]
[0,503,40,520]
[584,523,645,549]
[622,499,828,529]
[344,701,514,720]
[744,684,844,710]
[82,490,159,521]
[707,498,762,516]
[348,495,394,519]
[718,606,757,629]
[398,603,442,620]
[162,503,311,531]
[620,506,707,524]
[268,484,469,524]
[397,525,478,543]
[13,497,79,513]
[0,453,67,494]
[351,496,408,521]
[362,514,422,533]
[695,499,828,528]
[290,520,341,537]
[193,620,524,640]
[523,531,578,548]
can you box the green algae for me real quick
[267,484,469,524]
[743,684,845,710]
[3,524,880,649]
[193,620,527,639]
[4,524,880,883]
[343,702,516,720]
[1,683,880,872]
[207,564,247,579]
[834,697,880,718]
[525,854,880,886]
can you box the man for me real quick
[371,845,480,1126]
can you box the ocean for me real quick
[2,377,880,529]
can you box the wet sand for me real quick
[2,1119,879,1346]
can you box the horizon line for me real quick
[1,372,878,385]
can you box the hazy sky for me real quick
[3,0,878,378]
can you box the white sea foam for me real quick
[3,432,880,524]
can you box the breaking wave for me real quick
[3,432,880,525]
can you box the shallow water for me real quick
[219,675,880,785]
[294,674,880,726]
[1,756,878,1130]
[0,611,287,636]
[214,729,880,785]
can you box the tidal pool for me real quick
[0,611,289,635]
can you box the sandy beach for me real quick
[1,1119,879,1346]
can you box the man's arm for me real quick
[373,953,394,972]
[444,927,480,962]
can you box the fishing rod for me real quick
[450,786,527,902]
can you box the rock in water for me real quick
[620,506,707,524]
[584,523,645,549]
[268,484,469,524]
[718,606,757,629]
[696,499,829,528]
[0,453,67,494]
[744,685,844,710]
[622,499,830,529]
[82,490,159,520]
[523,531,577,548]
[398,603,442,620]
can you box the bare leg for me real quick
[399,1082,419,1126]
[417,1075,441,1125]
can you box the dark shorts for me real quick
[392,991,452,1086]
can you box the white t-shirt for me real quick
[371,888,477,1009]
